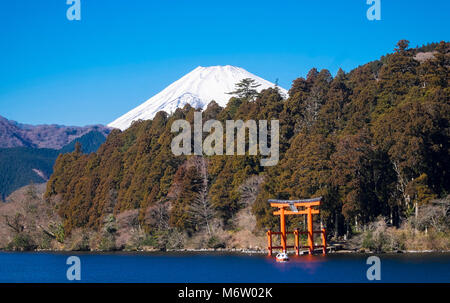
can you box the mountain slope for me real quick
[108,65,288,130]
[59,130,109,154]
[0,116,34,148]
[0,130,109,200]
[0,147,58,200]
[0,115,111,149]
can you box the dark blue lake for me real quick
[0,252,449,283]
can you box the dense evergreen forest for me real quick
[0,147,58,200]
[45,41,449,242]
[0,130,107,199]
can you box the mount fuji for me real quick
[108,65,288,130]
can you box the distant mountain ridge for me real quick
[0,115,111,149]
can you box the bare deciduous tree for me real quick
[3,213,25,233]
[414,197,450,232]
[188,157,215,235]
[239,175,265,207]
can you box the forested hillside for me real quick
[45,41,449,247]
[0,148,58,200]
[0,131,108,199]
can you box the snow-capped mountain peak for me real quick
[108,65,288,130]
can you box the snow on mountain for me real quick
[108,65,288,130]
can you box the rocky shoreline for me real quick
[2,245,450,255]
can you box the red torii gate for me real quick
[267,197,326,256]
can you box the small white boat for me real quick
[275,252,289,262]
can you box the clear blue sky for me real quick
[0,0,448,126]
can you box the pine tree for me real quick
[227,78,261,100]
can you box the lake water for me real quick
[0,252,449,283]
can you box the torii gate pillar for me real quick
[280,207,287,252]
[307,205,313,254]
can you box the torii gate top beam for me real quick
[268,197,322,204]
[269,197,322,215]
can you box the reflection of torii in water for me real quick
[267,197,327,256]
